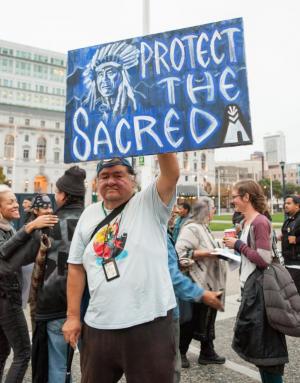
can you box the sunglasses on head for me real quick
[96,157,133,175]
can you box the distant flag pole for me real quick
[143,0,150,35]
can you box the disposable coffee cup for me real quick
[224,228,236,238]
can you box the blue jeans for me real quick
[0,297,31,383]
[47,318,71,383]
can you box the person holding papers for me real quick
[224,179,288,383]
[175,197,226,367]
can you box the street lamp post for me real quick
[279,161,286,214]
[270,176,274,215]
[227,185,230,211]
[12,124,18,189]
[215,168,221,216]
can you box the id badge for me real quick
[102,258,120,282]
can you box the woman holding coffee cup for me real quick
[175,196,226,368]
[223,180,288,383]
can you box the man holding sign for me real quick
[63,17,251,381]
[62,153,224,381]
[62,154,165,380]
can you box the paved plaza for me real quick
[4,234,300,382]
[5,267,300,382]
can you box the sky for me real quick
[1,0,299,163]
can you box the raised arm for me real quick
[156,153,180,205]
[0,214,57,263]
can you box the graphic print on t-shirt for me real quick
[93,221,128,265]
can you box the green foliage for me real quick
[0,167,7,184]
[272,180,282,199]
[285,183,299,195]
[259,178,282,200]
[259,178,270,198]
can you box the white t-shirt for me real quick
[240,223,256,288]
[68,181,176,329]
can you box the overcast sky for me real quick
[1,0,299,163]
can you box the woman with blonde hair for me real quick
[0,185,57,382]
[176,196,226,368]
[224,180,288,383]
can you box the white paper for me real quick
[211,248,241,263]
[285,265,300,270]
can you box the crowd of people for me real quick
[0,153,299,383]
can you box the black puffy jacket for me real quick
[282,211,300,265]
[35,202,83,321]
[232,269,288,367]
[0,220,40,305]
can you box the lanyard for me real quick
[101,202,123,258]
[102,201,108,217]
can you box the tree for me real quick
[285,182,299,195]
[0,167,7,184]
[259,178,270,198]
[272,180,282,201]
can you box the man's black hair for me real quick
[64,194,85,208]
[232,211,244,225]
[178,202,191,214]
[285,195,300,206]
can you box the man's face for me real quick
[178,205,189,218]
[33,206,53,217]
[98,165,134,203]
[55,189,66,208]
[284,198,300,216]
[22,199,31,211]
[97,66,122,98]
[0,191,20,220]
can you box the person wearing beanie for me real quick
[56,166,86,197]
[31,166,86,383]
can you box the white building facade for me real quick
[0,40,98,203]
[133,149,216,197]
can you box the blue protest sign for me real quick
[65,17,252,163]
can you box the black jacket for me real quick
[35,202,83,321]
[0,220,40,305]
[232,269,288,367]
[281,211,300,265]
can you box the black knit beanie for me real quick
[56,166,86,197]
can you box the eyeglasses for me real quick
[231,194,241,200]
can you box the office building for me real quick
[263,131,286,167]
